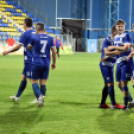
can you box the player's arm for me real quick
[104,48,121,56]
[60,41,64,50]
[27,44,33,50]
[27,37,34,50]
[51,47,56,70]
[55,40,56,46]
[2,44,21,56]
[127,48,134,61]
[108,44,132,52]
[101,56,109,62]
[101,50,121,62]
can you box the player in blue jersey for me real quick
[127,23,134,88]
[99,25,123,109]
[27,22,56,107]
[108,19,134,110]
[3,18,35,101]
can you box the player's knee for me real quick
[21,75,27,81]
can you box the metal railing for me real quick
[0,32,22,46]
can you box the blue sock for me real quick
[40,85,46,96]
[108,86,116,105]
[125,87,133,102]
[133,85,134,88]
[32,83,42,99]
[122,87,129,107]
[16,81,27,97]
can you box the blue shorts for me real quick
[31,64,49,80]
[116,62,133,82]
[100,64,114,83]
[22,63,32,78]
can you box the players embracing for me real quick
[100,19,134,111]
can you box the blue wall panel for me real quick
[15,0,134,39]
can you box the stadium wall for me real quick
[15,0,134,39]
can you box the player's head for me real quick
[56,36,59,39]
[116,19,126,34]
[132,23,134,33]
[24,17,33,30]
[111,25,117,36]
[36,22,45,34]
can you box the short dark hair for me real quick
[111,25,116,34]
[116,19,126,25]
[24,17,33,27]
[36,22,44,31]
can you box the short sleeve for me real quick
[19,33,26,46]
[102,39,108,50]
[123,34,131,45]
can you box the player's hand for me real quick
[51,63,56,70]
[127,55,131,61]
[101,57,107,62]
[2,51,8,56]
[115,50,121,55]
[107,46,114,50]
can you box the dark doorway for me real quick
[62,19,86,52]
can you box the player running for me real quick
[27,22,56,107]
[3,17,35,101]
[99,25,123,109]
[108,19,134,110]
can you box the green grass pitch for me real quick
[0,53,134,134]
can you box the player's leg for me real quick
[120,63,133,110]
[31,65,45,107]
[57,47,60,58]
[39,79,47,96]
[108,82,123,109]
[10,71,27,101]
[56,47,58,57]
[121,81,129,110]
[132,69,134,88]
[16,75,27,97]
[39,65,50,102]
[99,64,111,108]
[15,63,32,97]
[117,81,133,103]
[100,83,109,108]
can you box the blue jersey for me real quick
[30,33,55,66]
[101,36,117,68]
[55,39,61,47]
[19,29,35,64]
[114,32,133,64]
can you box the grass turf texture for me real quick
[0,53,134,134]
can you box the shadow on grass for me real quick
[0,102,45,134]
[96,109,134,134]
[58,101,90,106]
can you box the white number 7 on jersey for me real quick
[40,40,48,53]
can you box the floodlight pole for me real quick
[129,0,132,30]
[56,0,57,34]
